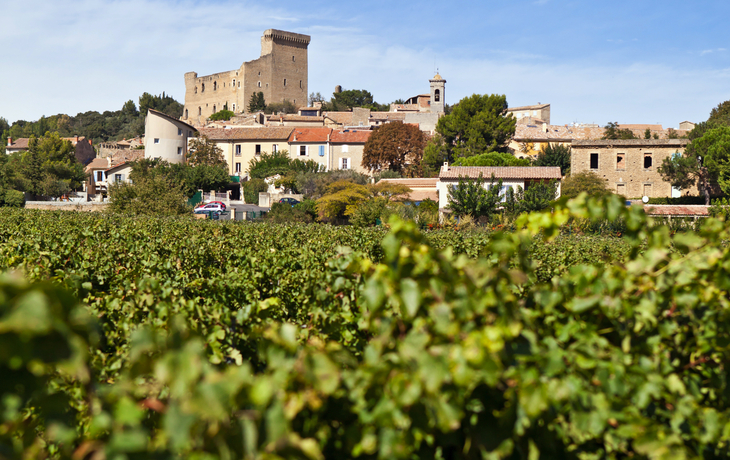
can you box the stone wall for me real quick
[25,202,109,212]
[571,139,692,198]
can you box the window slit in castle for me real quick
[198,107,201,116]
[284,79,287,87]
[616,153,625,170]
[213,82,217,91]
[201,84,205,92]
[644,153,652,169]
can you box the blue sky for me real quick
[2,0,729,128]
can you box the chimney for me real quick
[542,123,548,133]
[75,135,79,143]
[442,161,449,173]
[7,137,11,147]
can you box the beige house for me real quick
[571,139,692,198]
[144,109,197,164]
[288,127,331,171]
[437,165,562,212]
[507,103,551,125]
[197,127,294,177]
[329,129,371,173]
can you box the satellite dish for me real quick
[642,196,649,203]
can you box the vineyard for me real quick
[1,194,729,459]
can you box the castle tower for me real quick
[429,73,446,114]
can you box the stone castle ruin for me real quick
[183,29,310,126]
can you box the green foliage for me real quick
[708,99,730,126]
[534,142,571,175]
[208,109,235,121]
[6,194,730,458]
[709,197,730,220]
[2,189,25,207]
[248,150,322,180]
[315,180,370,222]
[561,171,612,199]
[436,94,517,158]
[108,173,190,215]
[129,158,229,198]
[645,127,652,139]
[421,133,450,177]
[248,91,266,112]
[266,201,314,223]
[453,150,531,167]
[322,88,390,111]
[505,180,559,215]
[186,135,226,167]
[447,173,503,221]
[243,177,267,204]
[3,132,85,199]
[647,196,706,205]
[602,121,637,139]
[363,122,426,176]
[295,169,370,200]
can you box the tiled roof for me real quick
[330,130,372,143]
[643,205,709,216]
[198,127,294,141]
[378,178,439,188]
[269,114,324,122]
[572,139,690,147]
[109,149,143,167]
[370,112,406,121]
[85,158,109,172]
[6,138,30,150]
[439,166,562,180]
[405,190,439,202]
[289,127,332,143]
[514,124,605,141]
[508,103,550,111]
[323,112,354,125]
[620,124,663,130]
[106,162,133,174]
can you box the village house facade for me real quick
[197,127,294,177]
[570,139,692,198]
[144,109,197,164]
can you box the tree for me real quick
[436,94,516,159]
[187,136,226,167]
[453,151,530,167]
[644,128,651,139]
[208,110,234,121]
[602,122,636,140]
[242,178,267,204]
[248,92,266,112]
[4,132,85,199]
[505,181,559,215]
[308,92,325,106]
[129,158,229,198]
[315,180,370,222]
[108,173,190,215]
[708,100,730,126]
[248,150,322,180]
[561,171,612,200]
[421,134,451,177]
[362,122,426,176]
[264,100,297,115]
[446,173,503,221]
[534,143,571,175]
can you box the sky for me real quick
[1,0,729,128]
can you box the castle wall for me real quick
[183,29,309,126]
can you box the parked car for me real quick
[194,203,225,214]
[279,197,300,206]
[196,200,226,211]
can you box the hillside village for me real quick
[0,28,721,222]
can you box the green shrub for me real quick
[266,202,313,223]
[3,189,24,207]
[208,109,235,121]
[243,178,267,204]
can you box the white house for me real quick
[144,109,197,164]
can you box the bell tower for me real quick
[429,73,446,114]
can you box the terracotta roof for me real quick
[323,112,354,125]
[619,124,663,130]
[330,130,372,143]
[109,149,143,167]
[572,139,690,147]
[378,178,440,188]
[370,112,406,121]
[6,138,30,150]
[508,103,550,111]
[106,162,133,174]
[85,158,109,172]
[269,114,324,122]
[198,127,294,141]
[439,166,562,180]
[643,205,709,216]
[406,190,439,202]
[289,128,332,143]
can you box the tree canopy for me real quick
[208,110,235,121]
[533,143,571,175]
[130,158,230,198]
[362,122,426,176]
[187,136,227,168]
[446,173,503,221]
[248,92,266,112]
[452,151,530,167]
[435,94,516,160]
[602,122,637,140]
[561,171,612,200]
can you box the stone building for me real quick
[506,103,551,125]
[183,29,310,125]
[571,139,692,198]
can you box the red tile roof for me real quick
[439,166,562,180]
[329,130,372,143]
[198,127,294,141]
[289,128,332,143]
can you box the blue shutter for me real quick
[319,145,325,157]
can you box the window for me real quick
[434,89,440,102]
[319,145,325,157]
[292,55,295,62]
[272,144,278,153]
[194,86,197,94]
[178,128,182,136]
[198,107,201,116]
[95,171,104,182]
[154,138,160,144]
[617,183,626,195]
[238,81,240,88]
[235,145,241,157]
[284,78,287,87]
[184,109,188,119]
[616,153,625,170]
[644,153,652,169]
[232,79,236,87]
[177,147,182,155]
[341,158,349,170]
[115,174,123,182]
[258,72,261,76]
[499,185,513,203]
[590,153,598,169]
[300,145,307,156]
[300,80,302,89]
[235,162,241,173]
[189,131,192,137]
[201,83,205,92]
[257,81,261,88]
[213,82,217,91]
[213,105,216,113]
[255,144,261,155]
[342,144,349,153]
[232,103,236,111]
